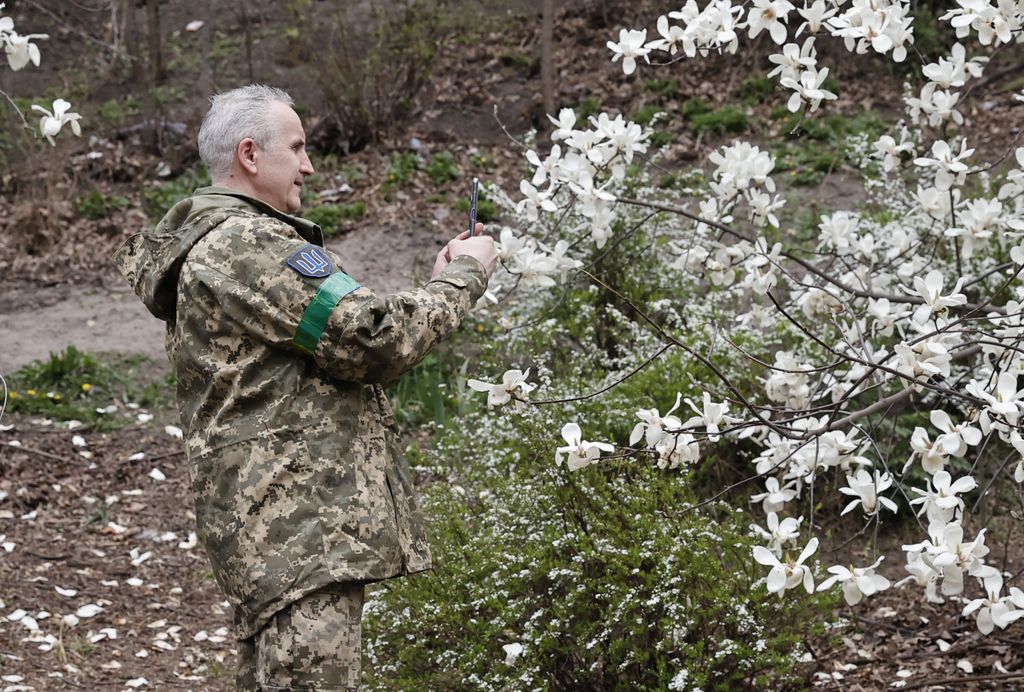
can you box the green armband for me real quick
[293,272,362,354]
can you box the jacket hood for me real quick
[114,186,323,321]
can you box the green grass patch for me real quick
[690,105,748,135]
[631,104,663,126]
[5,346,174,430]
[643,77,680,97]
[302,202,366,236]
[774,110,888,185]
[387,349,476,429]
[740,75,776,103]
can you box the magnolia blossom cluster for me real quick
[468,0,1024,639]
[610,0,1024,128]
[628,392,737,469]
[0,5,81,146]
[491,108,652,292]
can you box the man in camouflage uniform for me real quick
[115,85,497,690]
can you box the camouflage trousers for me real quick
[236,582,365,691]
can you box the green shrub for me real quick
[576,96,602,120]
[426,151,458,184]
[690,106,748,135]
[297,0,456,151]
[364,233,836,689]
[386,151,419,186]
[96,95,141,127]
[453,196,497,224]
[142,165,211,220]
[681,97,712,120]
[74,190,130,220]
[631,104,663,126]
[644,77,680,97]
[303,202,366,236]
[649,130,673,148]
[740,75,776,103]
[387,350,472,427]
[365,414,833,690]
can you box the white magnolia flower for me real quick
[840,469,898,517]
[930,409,981,457]
[630,393,683,448]
[966,371,1024,432]
[894,338,951,384]
[962,574,1024,634]
[496,227,530,262]
[908,426,949,474]
[547,108,577,141]
[751,512,802,557]
[525,144,561,187]
[751,476,797,513]
[817,556,891,605]
[31,98,82,146]
[655,433,700,470]
[906,270,967,325]
[516,180,557,221]
[607,28,651,75]
[555,422,614,472]
[4,30,46,71]
[467,369,536,407]
[508,246,559,288]
[747,0,795,44]
[910,470,977,523]
[913,139,974,191]
[922,43,988,89]
[502,642,524,665]
[796,0,836,35]
[753,536,818,595]
[929,523,996,596]
[781,67,837,113]
[682,391,738,441]
[645,15,687,55]
[873,132,914,172]
[767,37,818,82]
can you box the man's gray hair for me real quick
[198,84,295,181]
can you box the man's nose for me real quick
[300,151,314,176]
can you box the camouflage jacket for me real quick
[115,186,486,638]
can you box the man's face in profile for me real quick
[251,100,315,213]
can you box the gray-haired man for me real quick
[115,84,497,690]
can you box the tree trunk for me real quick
[144,0,162,151]
[239,3,254,83]
[124,0,140,81]
[541,0,556,117]
[146,0,162,81]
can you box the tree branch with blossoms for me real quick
[462,0,1024,637]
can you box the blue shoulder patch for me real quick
[287,244,333,278]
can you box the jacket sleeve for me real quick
[183,217,488,386]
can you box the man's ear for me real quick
[237,138,259,175]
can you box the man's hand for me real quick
[431,224,498,279]
[447,223,498,278]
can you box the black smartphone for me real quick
[469,177,479,236]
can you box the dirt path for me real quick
[0,221,450,374]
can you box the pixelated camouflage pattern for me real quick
[236,582,364,691]
[114,186,486,638]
